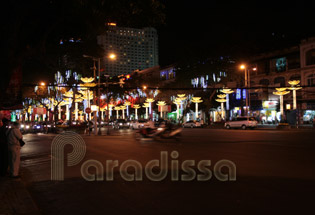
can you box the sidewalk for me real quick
[0,177,40,215]
[204,124,314,130]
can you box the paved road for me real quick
[20,128,315,215]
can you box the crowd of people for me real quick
[0,119,24,178]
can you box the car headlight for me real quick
[36,125,40,129]
[26,125,30,129]
[119,123,123,125]
[20,124,25,128]
[47,125,51,128]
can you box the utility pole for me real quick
[97,58,102,135]
[244,68,248,116]
[105,75,110,135]
[93,59,98,135]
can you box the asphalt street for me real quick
[19,128,315,215]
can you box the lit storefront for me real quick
[260,101,280,123]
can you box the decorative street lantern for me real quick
[145,98,155,116]
[273,88,290,121]
[157,101,166,119]
[63,98,72,121]
[108,104,114,119]
[114,106,121,119]
[75,98,83,121]
[100,107,107,120]
[173,98,182,121]
[125,101,131,118]
[142,103,150,119]
[81,77,95,83]
[191,97,203,120]
[120,105,126,119]
[215,94,227,120]
[220,88,234,114]
[288,80,302,110]
[177,94,187,117]
[132,104,141,120]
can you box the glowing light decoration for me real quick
[220,88,234,110]
[108,104,114,119]
[191,97,203,119]
[120,105,126,119]
[288,80,302,110]
[81,77,95,83]
[132,104,141,120]
[125,101,131,118]
[145,98,155,117]
[236,89,241,100]
[142,103,150,119]
[176,94,187,118]
[173,98,182,121]
[157,101,166,118]
[114,106,121,119]
[273,89,290,120]
[215,93,227,120]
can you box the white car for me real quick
[182,120,201,128]
[130,120,147,129]
[224,117,258,129]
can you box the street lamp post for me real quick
[114,106,120,119]
[125,101,131,119]
[142,103,150,119]
[120,105,126,119]
[177,94,187,118]
[220,88,234,120]
[132,104,141,120]
[215,94,227,120]
[191,97,203,120]
[240,65,256,116]
[157,101,166,119]
[240,65,249,116]
[84,53,116,135]
[145,98,155,120]
[288,80,302,110]
[273,88,290,121]
[173,98,181,122]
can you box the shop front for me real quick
[258,101,280,124]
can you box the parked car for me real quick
[130,119,147,129]
[113,119,130,129]
[224,117,258,129]
[182,120,202,128]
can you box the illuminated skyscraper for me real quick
[97,23,159,76]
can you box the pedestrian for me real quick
[6,122,23,178]
[0,118,9,176]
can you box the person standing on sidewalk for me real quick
[0,118,9,176]
[6,122,23,178]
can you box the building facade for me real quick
[97,23,159,76]
[239,37,315,124]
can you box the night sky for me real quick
[12,1,315,84]
[158,1,315,66]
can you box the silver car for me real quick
[182,120,201,128]
[224,117,258,129]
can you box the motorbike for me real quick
[134,126,182,141]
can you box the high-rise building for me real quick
[97,23,159,76]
